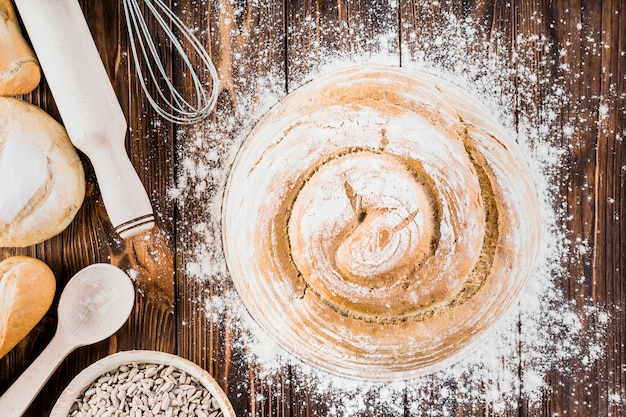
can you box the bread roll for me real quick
[0,256,56,358]
[0,97,85,247]
[222,65,542,380]
[0,0,41,95]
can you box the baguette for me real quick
[0,0,41,95]
[0,256,55,358]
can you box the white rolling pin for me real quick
[14,0,154,238]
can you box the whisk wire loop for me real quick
[126,0,190,116]
[122,0,219,125]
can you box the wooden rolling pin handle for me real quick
[88,138,156,238]
[13,0,154,238]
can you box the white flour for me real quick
[79,288,123,321]
[167,4,622,416]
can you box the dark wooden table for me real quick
[1,0,624,416]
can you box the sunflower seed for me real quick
[67,362,225,417]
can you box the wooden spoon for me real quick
[0,263,135,416]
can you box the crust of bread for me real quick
[0,0,41,96]
[0,256,56,358]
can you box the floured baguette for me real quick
[0,0,40,95]
[0,256,55,358]
[0,97,85,247]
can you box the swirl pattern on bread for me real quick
[223,65,541,380]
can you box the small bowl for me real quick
[50,350,236,417]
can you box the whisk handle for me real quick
[14,0,154,238]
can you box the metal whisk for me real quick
[122,0,219,124]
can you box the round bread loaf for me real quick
[0,256,56,358]
[222,65,542,380]
[0,97,85,247]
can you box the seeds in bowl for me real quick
[68,362,224,417]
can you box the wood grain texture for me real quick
[0,1,624,416]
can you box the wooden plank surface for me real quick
[1,0,624,416]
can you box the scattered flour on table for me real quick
[168,5,622,417]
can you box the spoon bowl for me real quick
[0,263,135,416]
[57,264,135,345]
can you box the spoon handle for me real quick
[0,331,77,416]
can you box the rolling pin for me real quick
[13,0,155,238]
